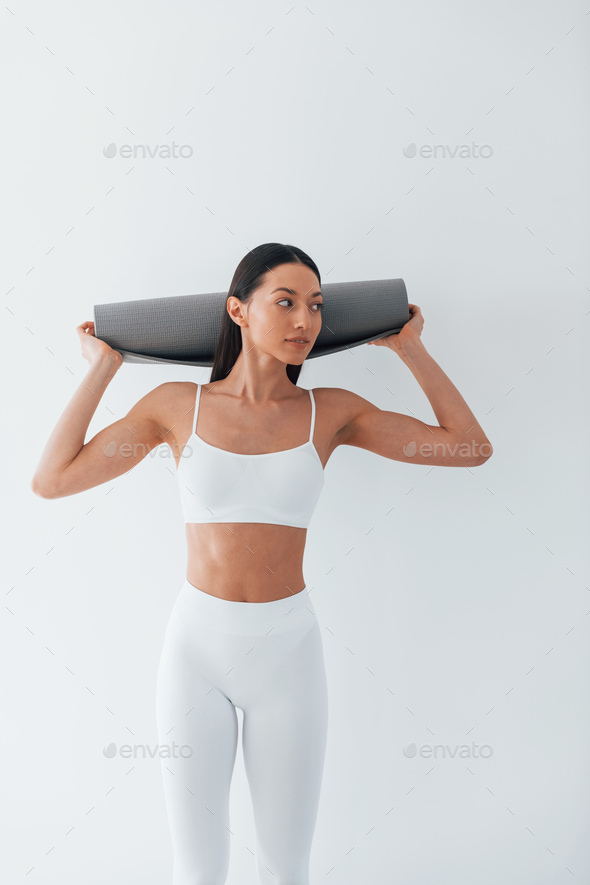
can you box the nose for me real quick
[293,304,317,330]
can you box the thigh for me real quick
[241,621,329,882]
[156,612,239,884]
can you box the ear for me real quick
[226,296,248,328]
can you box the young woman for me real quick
[31,243,492,884]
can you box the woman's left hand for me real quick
[368,303,424,355]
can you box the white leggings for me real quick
[156,579,329,884]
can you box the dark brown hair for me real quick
[210,243,321,385]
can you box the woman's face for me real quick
[230,263,323,363]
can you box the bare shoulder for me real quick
[130,380,197,447]
[311,386,378,447]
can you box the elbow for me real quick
[30,475,60,499]
[473,441,493,466]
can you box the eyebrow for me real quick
[270,287,323,297]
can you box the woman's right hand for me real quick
[76,321,123,369]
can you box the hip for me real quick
[158,579,326,705]
[171,577,318,637]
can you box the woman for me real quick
[31,243,492,884]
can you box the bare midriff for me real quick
[185,522,308,603]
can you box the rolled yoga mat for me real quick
[93,277,409,367]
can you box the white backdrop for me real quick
[2,1,589,883]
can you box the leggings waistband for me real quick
[176,579,317,635]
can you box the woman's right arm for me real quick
[30,321,172,499]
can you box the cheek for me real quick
[246,305,269,330]
[248,308,283,343]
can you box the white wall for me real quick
[2,1,589,883]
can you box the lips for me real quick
[285,338,309,343]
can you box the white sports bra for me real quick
[176,384,325,528]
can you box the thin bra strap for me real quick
[191,384,202,436]
[308,388,316,442]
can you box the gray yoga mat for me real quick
[93,278,409,367]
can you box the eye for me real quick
[277,298,323,312]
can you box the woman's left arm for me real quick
[339,304,493,468]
